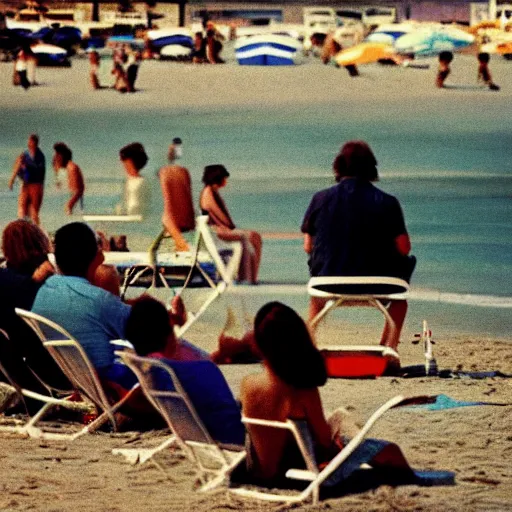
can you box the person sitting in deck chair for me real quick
[301,141,416,351]
[240,301,412,485]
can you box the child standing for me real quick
[477,52,500,91]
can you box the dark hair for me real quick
[439,51,453,63]
[28,133,39,145]
[125,296,172,356]
[172,137,182,144]
[53,142,72,166]
[332,140,378,182]
[254,302,327,389]
[54,222,98,277]
[202,164,230,186]
[119,142,148,172]
[2,219,50,275]
[478,52,490,63]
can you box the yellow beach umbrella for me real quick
[334,42,397,67]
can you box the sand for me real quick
[1,50,512,511]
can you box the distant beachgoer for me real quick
[112,61,128,93]
[436,51,453,88]
[167,136,183,164]
[8,134,46,225]
[88,47,101,89]
[301,141,415,351]
[321,32,359,77]
[13,47,31,89]
[191,32,206,63]
[205,28,224,64]
[53,142,85,215]
[477,52,500,91]
[126,50,142,92]
[118,142,150,217]
[199,164,262,284]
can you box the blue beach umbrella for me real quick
[394,26,475,56]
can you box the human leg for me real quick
[380,300,407,350]
[248,231,263,284]
[26,184,44,225]
[17,184,29,219]
[308,296,329,327]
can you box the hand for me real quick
[169,295,187,327]
[32,260,55,283]
[8,179,14,191]
[175,239,190,252]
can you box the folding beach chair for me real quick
[231,394,454,505]
[15,309,139,440]
[112,351,246,490]
[104,216,242,337]
[308,276,409,347]
[0,328,95,439]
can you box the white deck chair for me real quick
[231,395,427,505]
[0,328,95,439]
[104,216,242,337]
[112,351,246,490]
[15,309,139,440]
[308,276,409,347]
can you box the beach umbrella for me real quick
[394,26,475,56]
[334,41,397,67]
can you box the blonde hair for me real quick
[2,220,51,274]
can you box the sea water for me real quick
[0,60,511,339]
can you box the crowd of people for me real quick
[1,137,416,487]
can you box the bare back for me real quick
[159,165,195,232]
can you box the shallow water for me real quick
[0,55,511,338]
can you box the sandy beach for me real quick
[1,51,512,511]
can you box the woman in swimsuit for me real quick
[240,301,411,483]
[199,164,262,284]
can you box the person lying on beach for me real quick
[477,52,500,91]
[240,301,411,483]
[301,140,415,351]
[53,142,85,215]
[436,51,453,88]
[199,164,262,284]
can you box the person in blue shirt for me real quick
[8,134,46,226]
[301,141,415,350]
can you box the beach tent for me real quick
[235,34,303,65]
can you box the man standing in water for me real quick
[8,134,46,225]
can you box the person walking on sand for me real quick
[436,51,453,88]
[52,142,85,215]
[477,52,500,91]
[13,46,31,90]
[8,134,46,225]
[88,47,101,89]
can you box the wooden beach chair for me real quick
[0,328,95,439]
[308,276,409,347]
[112,351,246,489]
[15,309,139,440]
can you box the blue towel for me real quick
[404,394,509,411]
